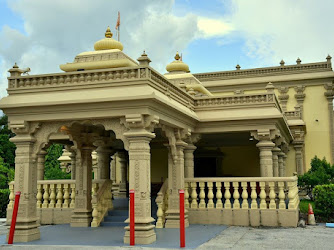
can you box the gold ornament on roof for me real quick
[94,26,123,51]
[166,51,190,73]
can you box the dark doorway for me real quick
[194,157,217,177]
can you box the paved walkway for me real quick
[0,223,333,249]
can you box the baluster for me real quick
[8,183,14,209]
[250,182,258,209]
[269,182,276,209]
[70,184,76,208]
[56,184,63,208]
[278,182,285,209]
[216,182,223,209]
[288,181,298,209]
[36,184,43,208]
[42,184,49,208]
[49,184,56,208]
[199,182,206,209]
[233,182,240,209]
[259,182,267,209]
[207,182,214,208]
[190,182,198,208]
[63,184,70,208]
[156,193,163,228]
[241,182,249,209]
[224,182,231,209]
[184,182,190,209]
[91,203,99,227]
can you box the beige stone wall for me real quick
[220,145,260,177]
[286,145,296,176]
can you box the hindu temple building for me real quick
[0,26,333,244]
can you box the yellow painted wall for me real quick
[151,148,168,183]
[286,145,296,176]
[219,145,260,177]
[303,85,331,168]
[286,87,298,111]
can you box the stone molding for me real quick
[324,82,334,162]
[193,61,331,81]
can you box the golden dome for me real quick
[166,52,190,73]
[94,26,123,51]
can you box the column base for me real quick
[70,211,92,227]
[123,223,156,244]
[6,221,40,243]
[165,210,189,228]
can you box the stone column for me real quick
[118,151,127,198]
[165,140,189,228]
[184,144,196,178]
[96,146,112,180]
[256,140,275,177]
[294,85,305,119]
[37,149,47,180]
[283,153,288,177]
[123,130,156,244]
[278,152,285,177]
[272,147,280,177]
[69,147,76,180]
[71,145,94,227]
[293,142,304,175]
[324,83,334,163]
[110,153,117,182]
[278,87,289,112]
[9,134,40,242]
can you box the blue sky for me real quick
[0,0,334,99]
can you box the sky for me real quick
[0,0,334,102]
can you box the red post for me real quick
[8,191,21,244]
[179,189,185,248]
[129,189,135,246]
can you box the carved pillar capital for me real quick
[278,87,289,111]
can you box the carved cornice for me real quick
[324,82,334,100]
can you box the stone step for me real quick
[100,221,126,227]
[108,209,128,216]
[104,215,128,222]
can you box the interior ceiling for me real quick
[197,132,257,147]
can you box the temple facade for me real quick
[0,26,333,244]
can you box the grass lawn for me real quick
[299,200,315,213]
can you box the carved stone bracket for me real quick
[278,87,289,111]
[251,129,278,141]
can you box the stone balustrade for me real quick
[284,110,302,120]
[184,176,299,227]
[8,179,112,225]
[155,179,168,228]
[194,61,331,81]
[91,179,113,227]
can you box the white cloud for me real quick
[197,17,234,38]
[228,0,334,66]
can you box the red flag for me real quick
[115,11,120,30]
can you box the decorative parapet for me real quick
[194,93,281,111]
[284,110,302,120]
[193,61,332,81]
[7,66,195,111]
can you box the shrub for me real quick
[298,156,334,200]
[0,189,10,218]
[313,184,334,220]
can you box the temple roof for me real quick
[166,52,190,73]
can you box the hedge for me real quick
[314,184,334,220]
[0,189,10,218]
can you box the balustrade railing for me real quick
[155,179,168,228]
[184,176,298,210]
[91,179,113,227]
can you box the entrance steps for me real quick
[100,197,128,227]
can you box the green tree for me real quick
[0,115,16,168]
[298,156,334,200]
[44,144,71,180]
[0,156,14,189]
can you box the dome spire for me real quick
[105,26,113,38]
[166,51,190,73]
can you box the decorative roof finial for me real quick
[105,26,113,38]
[326,54,332,63]
[137,50,151,66]
[174,52,180,61]
[296,57,301,65]
[236,64,241,70]
[13,62,19,68]
[280,59,285,66]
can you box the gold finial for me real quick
[13,62,18,68]
[174,52,180,61]
[105,26,113,38]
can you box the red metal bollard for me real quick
[179,189,185,248]
[8,191,21,244]
[129,189,135,246]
